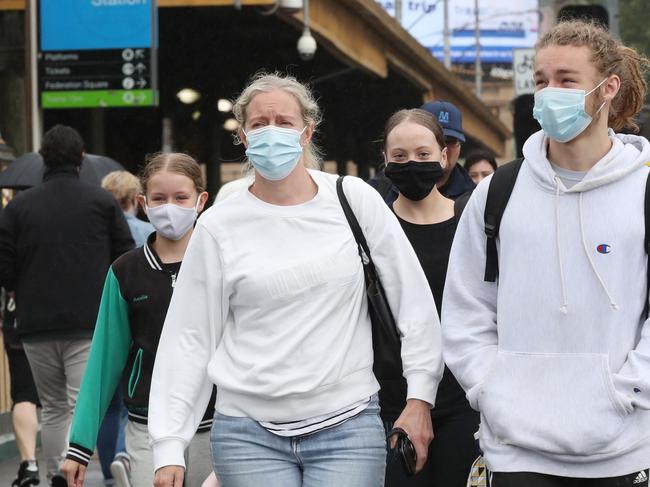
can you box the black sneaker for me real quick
[12,460,40,487]
[49,474,66,487]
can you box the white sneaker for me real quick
[110,455,132,487]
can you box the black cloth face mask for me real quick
[384,161,444,201]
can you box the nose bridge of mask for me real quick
[244,124,306,139]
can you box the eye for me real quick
[535,79,547,87]
[251,121,265,129]
[418,152,431,159]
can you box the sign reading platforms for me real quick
[38,0,158,109]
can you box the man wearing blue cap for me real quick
[369,100,475,204]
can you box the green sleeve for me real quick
[69,267,131,452]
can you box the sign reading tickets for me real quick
[38,0,158,109]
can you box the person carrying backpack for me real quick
[442,20,650,487]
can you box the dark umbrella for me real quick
[0,152,125,189]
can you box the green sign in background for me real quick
[41,90,155,109]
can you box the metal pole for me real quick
[606,0,620,39]
[395,0,402,25]
[474,0,481,97]
[443,0,451,69]
[27,0,42,151]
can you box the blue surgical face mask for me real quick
[244,125,306,181]
[533,78,608,143]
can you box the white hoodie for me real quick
[442,130,650,477]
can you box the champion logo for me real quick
[438,111,450,123]
[596,244,612,254]
[634,470,648,484]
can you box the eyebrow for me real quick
[534,67,580,77]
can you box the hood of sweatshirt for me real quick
[523,129,650,194]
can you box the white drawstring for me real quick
[554,176,569,313]
[578,192,619,310]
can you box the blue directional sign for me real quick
[40,0,155,51]
[38,0,158,109]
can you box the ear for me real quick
[602,74,621,103]
[302,121,315,147]
[440,147,448,169]
[239,129,249,149]
[196,191,209,213]
[137,194,147,213]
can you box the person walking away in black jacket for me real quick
[0,125,134,487]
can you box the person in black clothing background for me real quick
[0,125,134,486]
[382,109,479,487]
[368,100,475,205]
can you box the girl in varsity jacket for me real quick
[62,153,215,487]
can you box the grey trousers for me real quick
[126,421,213,487]
[23,338,91,478]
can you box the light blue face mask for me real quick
[533,78,608,143]
[244,125,306,181]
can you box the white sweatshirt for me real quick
[149,170,443,470]
[442,130,650,477]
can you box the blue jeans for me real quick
[211,395,386,487]
[96,389,128,480]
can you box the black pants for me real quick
[4,341,40,407]
[491,470,650,487]
[385,407,480,487]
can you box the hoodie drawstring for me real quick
[554,177,569,314]
[578,192,619,311]
[554,175,619,312]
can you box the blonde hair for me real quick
[536,20,650,132]
[232,72,323,169]
[101,171,142,210]
[140,152,205,195]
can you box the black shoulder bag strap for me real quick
[643,173,650,318]
[336,176,401,348]
[483,158,524,282]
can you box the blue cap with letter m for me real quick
[420,100,466,142]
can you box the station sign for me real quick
[38,0,158,109]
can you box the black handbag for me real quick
[336,176,407,422]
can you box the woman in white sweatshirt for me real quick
[442,20,650,486]
[150,73,444,487]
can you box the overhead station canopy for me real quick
[3,0,509,155]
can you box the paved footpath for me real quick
[0,453,105,486]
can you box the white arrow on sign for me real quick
[122,49,134,61]
[135,49,145,59]
[136,78,147,88]
[135,63,147,73]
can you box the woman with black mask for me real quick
[383,109,479,487]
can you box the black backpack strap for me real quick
[454,191,472,219]
[643,173,650,318]
[484,158,524,282]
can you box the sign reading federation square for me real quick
[38,0,158,109]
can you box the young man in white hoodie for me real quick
[442,20,650,486]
